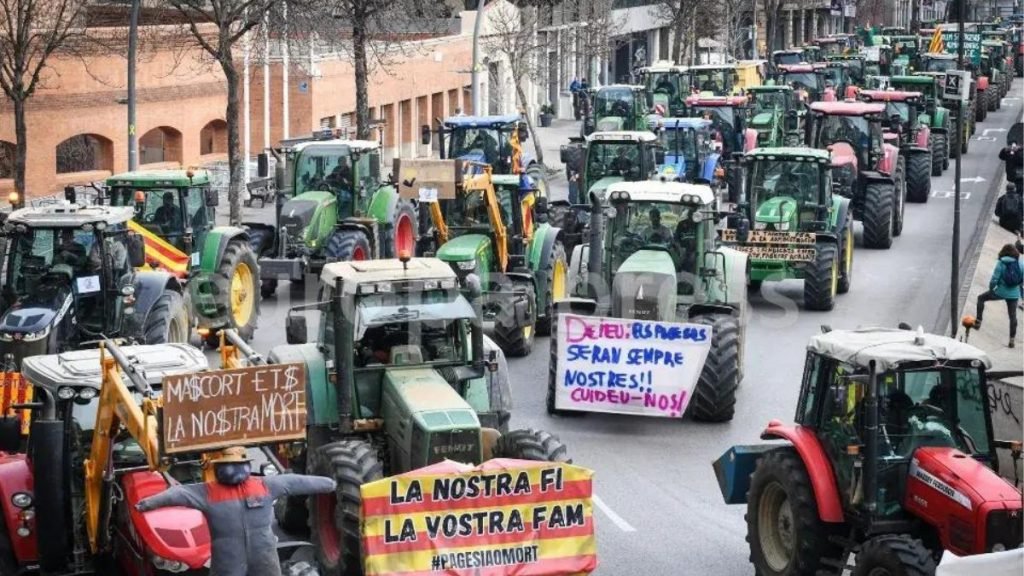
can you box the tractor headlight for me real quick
[992,543,1006,552]
[20,326,51,342]
[691,210,705,223]
[11,492,32,509]
[151,554,188,573]
[754,221,767,230]
[0,333,12,342]
[457,259,477,272]
[57,387,76,401]
[776,221,790,231]
[78,387,98,401]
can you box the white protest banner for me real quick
[553,314,713,417]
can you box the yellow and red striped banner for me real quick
[928,27,945,53]
[0,372,32,435]
[361,459,597,576]
[128,220,189,278]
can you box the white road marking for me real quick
[982,128,1008,136]
[592,494,637,532]
[960,176,985,183]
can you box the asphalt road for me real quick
[222,80,1023,575]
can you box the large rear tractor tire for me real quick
[905,152,931,203]
[804,243,839,311]
[246,226,279,298]
[492,287,536,358]
[851,535,937,576]
[535,241,568,336]
[861,181,895,249]
[746,448,841,576]
[310,440,383,576]
[930,133,946,176]
[988,87,998,111]
[219,239,260,341]
[494,429,571,463]
[837,220,854,295]
[325,229,372,263]
[143,290,190,344]
[386,199,418,258]
[688,314,741,422]
[976,93,988,121]
[892,157,906,238]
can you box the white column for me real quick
[786,10,793,49]
[243,16,251,182]
[282,1,289,140]
[797,9,804,46]
[263,13,270,150]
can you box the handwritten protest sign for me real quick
[161,364,306,454]
[361,459,596,576]
[553,314,713,417]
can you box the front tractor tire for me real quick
[930,133,946,176]
[851,535,937,576]
[535,241,568,336]
[386,200,418,258]
[892,156,906,238]
[218,239,261,341]
[746,448,840,576]
[326,229,372,262]
[494,429,571,463]
[861,181,895,249]
[905,152,931,203]
[310,440,383,576]
[143,290,190,344]
[245,226,279,298]
[804,243,839,311]
[688,314,741,422]
[837,220,854,295]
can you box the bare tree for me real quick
[659,0,720,65]
[169,0,280,225]
[0,0,88,207]
[560,0,622,82]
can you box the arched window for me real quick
[55,134,113,174]
[139,126,184,164]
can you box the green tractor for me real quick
[100,169,260,346]
[825,54,867,86]
[250,132,419,298]
[981,40,1011,103]
[921,53,990,123]
[914,67,976,154]
[551,180,748,422]
[637,60,691,117]
[745,86,805,148]
[272,256,570,576]
[402,159,568,355]
[582,85,654,137]
[562,131,661,202]
[888,74,952,173]
[722,148,854,311]
[886,34,922,71]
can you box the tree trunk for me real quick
[221,51,243,226]
[671,3,684,63]
[515,81,544,166]
[13,96,26,208]
[352,6,371,140]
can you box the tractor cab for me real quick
[887,35,921,70]
[921,53,960,73]
[801,44,824,63]
[826,54,867,85]
[745,86,804,147]
[741,148,833,233]
[638,61,690,117]
[685,95,756,158]
[776,64,827,102]
[105,170,218,254]
[772,49,805,68]
[653,118,720,184]
[862,45,894,78]
[816,61,855,99]
[815,36,852,57]
[689,64,740,96]
[809,101,886,175]
[859,90,928,149]
[433,115,532,175]
[577,131,661,200]
[587,85,653,134]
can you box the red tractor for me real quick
[807,100,905,249]
[715,326,1023,576]
[859,89,934,203]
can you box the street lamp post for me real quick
[950,0,965,337]
[471,0,484,115]
[127,0,140,171]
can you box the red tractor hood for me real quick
[828,142,858,168]
[122,472,211,570]
[909,447,1022,511]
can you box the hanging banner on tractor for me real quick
[551,314,713,417]
[361,459,597,576]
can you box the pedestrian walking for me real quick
[974,243,1024,348]
[999,140,1023,193]
[570,77,582,119]
[136,447,337,576]
[995,182,1023,235]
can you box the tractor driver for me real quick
[655,75,676,97]
[152,192,182,232]
[645,208,672,244]
[609,147,638,178]
[55,229,88,275]
[672,216,698,274]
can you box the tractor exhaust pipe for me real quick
[863,360,879,515]
[586,191,604,301]
[333,281,353,433]
[465,274,485,366]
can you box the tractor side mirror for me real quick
[654,148,666,165]
[420,125,431,146]
[64,186,76,204]
[257,153,269,178]
[0,417,22,453]
[205,187,219,207]
[487,349,499,372]
[127,233,145,268]
[285,314,307,345]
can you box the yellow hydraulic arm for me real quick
[462,165,509,273]
[84,341,162,553]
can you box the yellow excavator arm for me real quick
[463,165,509,273]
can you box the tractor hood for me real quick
[750,112,775,128]
[828,142,858,168]
[595,117,626,132]
[611,249,679,322]
[588,176,624,200]
[279,191,335,244]
[909,447,1022,507]
[755,196,799,227]
[436,233,490,263]
[382,367,483,469]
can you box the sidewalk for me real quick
[959,202,1023,484]
[531,118,584,202]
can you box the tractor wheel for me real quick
[245,227,278,298]
[804,243,839,311]
[837,220,854,295]
[929,134,945,177]
[746,448,841,576]
[325,229,372,262]
[386,199,418,258]
[851,535,937,576]
[143,290,190,344]
[535,240,568,336]
[688,314,741,422]
[217,239,260,341]
[861,181,895,249]
[988,88,998,111]
[310,440,383,576]
[976,93,987,121]
[905,152,931,203]
[494,429,571,463]
[492,286,535,358]
[892,157,906,238]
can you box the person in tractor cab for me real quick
[645,208,672,244]
[136,447,337,576]
[610,147,637,177]
[54,229,88,275]
[655,75,677,97]
[152,192,181,233]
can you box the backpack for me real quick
[997,194,1024,233]
[1001,257,1024,288]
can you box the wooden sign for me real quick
[721,229,816,245]
[732,245,817,262]
[161,363,307,454]
[393,159,462,201]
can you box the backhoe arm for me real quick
[464,166,509,273]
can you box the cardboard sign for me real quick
[394,159,462,201]
[552,314,713,417]
[161,363,307,454]
[941,32,982,64]
[361,459,597,576]
[732,244,817,262]
[721,229,815,245]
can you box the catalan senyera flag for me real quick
[127,220,189,278]
[361,459,597,576]
[0,372,33,435]
[928,27,945,53]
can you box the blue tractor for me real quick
[654,118,724,186]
